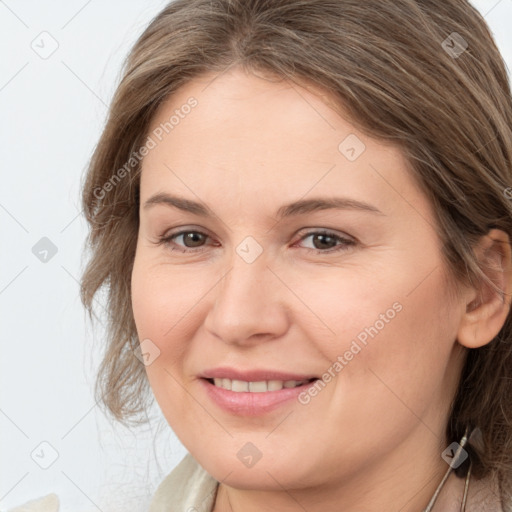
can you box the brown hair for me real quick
[80,0,512,506]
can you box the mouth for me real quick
[198,371,320,416]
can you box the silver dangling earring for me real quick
[423,426,472,512]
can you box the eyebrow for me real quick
[143,192,384,218]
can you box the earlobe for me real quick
[457,229,512,349]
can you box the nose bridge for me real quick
[223,253,264,305]
[204,244,288,344]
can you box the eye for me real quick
[157,229,213,252]
[294,230,355,253]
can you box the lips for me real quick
[198,367,320,415]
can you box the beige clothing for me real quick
[5,495,60,512]
[148,453,218,512]
[3,455,218,512]
[432,468,505,511]
[5,453,508,511]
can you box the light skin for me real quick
[130,67,512,511]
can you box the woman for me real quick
[14,0,512,510]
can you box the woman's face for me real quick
[131,67,466,495]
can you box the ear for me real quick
[457,229,512,349]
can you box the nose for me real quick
[203,248,290,347]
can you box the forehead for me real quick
[139,67,428,223]
[146,68,358,160]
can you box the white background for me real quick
[1,1,511,511]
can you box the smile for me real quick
[198,369,320,416]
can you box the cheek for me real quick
[130,256,205,422]
[295,260,458,406]
[131,255,206,352]
[329,270,457,418]
[284,269,459,478]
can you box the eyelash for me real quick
[156,229,355,254]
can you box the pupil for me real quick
[314,234,335,249]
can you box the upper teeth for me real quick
[212,378,310,392]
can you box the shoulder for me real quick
[439,470,506,512]
[4,494,59,512]
[468,472,506,512]
[4,455,218,512]
[149,453,219,512]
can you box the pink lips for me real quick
[198,366,319,416]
